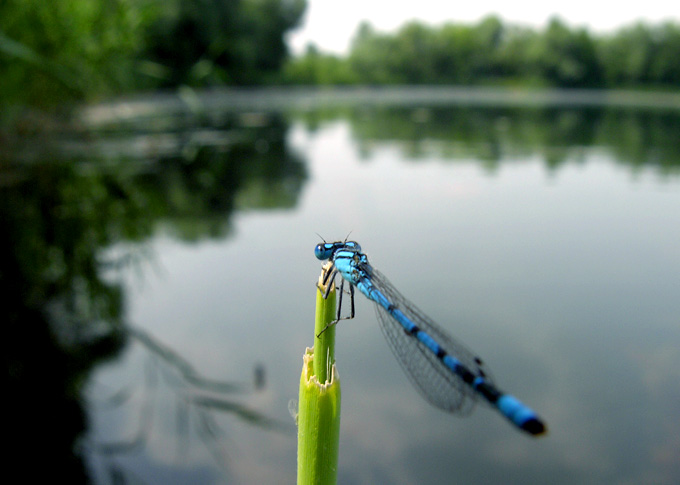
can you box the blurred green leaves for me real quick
[0,0,307,111]
[0,0,154,106]
[144,0,305,86]
[285,16,680,90]
[2,3,677,122]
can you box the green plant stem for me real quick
[297,264,341,485]
[314,266,336,382]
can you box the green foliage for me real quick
[598,21,680,87]
[0,0,156,106]
[282,44,358,84]
[285,16,680,89]
[2,2,677,116]
[0,0,307,113]
[525,18,602,88]
[346,22,402,84]
[143,0,307,86]
[429,17,505,83]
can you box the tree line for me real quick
[284,16,680,89]
[2,3,679,116]
[0,0,307,110]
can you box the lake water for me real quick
[4,88,680,484]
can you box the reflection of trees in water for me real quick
[2,114,305,481]
[132,113,308,240]
[86,326,288,481]
[335,105,680,174]
[3,160,133,481]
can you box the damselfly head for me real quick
[315,240,363,260]
[314,243,333,260]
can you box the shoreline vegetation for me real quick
[78,86,680,128]
[284,17,680,91]
[7,86,679,179]
[1,1,679,129]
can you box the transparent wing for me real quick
[368,267,494,415]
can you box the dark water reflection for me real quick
[2,110,305,482]
[328,105,680,173]
[2,90,679,483]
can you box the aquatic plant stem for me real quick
[297,264,341,485]
[314,264,336,381]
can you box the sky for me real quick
[287,1,680,55]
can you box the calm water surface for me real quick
[4,90,680,484]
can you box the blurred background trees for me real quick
[144,0,306,86]
[1,2,678,116]
[0,0,306,111]
[0,0,152,107]
[288,16,680,89]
